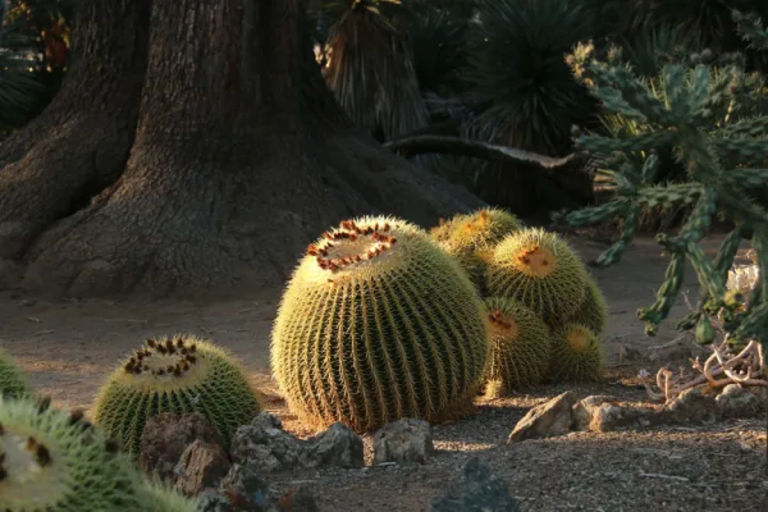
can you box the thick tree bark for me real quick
[0,0,482,298]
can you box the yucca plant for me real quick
[313,0,428,142]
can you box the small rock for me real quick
[139,413,222,482]
[276,488,319,512]
[507,391,575,443]
[373,418,434,465]
[715,384,761,419]
[230,412,305,473]
[572,395,658,432]
[220,463,273,512]
[430,457,519,512]
[197,490,234,512]
[571,395,618,431]
[174,440,231,497]
[305,422,364,468]
[665,388,717,424]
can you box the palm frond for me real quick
[320,1,428,141]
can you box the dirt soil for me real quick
[1,233,766,511]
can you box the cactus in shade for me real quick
[0,347,29,399]
[271,216,490,432]
[565,275,609,335]
[0,395,193,511]
[92,336,261,457]
[563,12,768,350]
[548,323,604,383]
[483,297,554,397]
[486,228,589,320]
[434,208,525,288]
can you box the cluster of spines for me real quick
[306,220,397,272]
[122,337,198,377]
[488,309,514,330]
[515,245,551,269]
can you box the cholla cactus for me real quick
[563,11,768,349]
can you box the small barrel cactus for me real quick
[0,347,29,399]
[549,323,604,383]
[486,228,588,320]
[431,208,524,288]
[271,216,491,432]
[483,297,553,397]
[0,395,180,511]
[92,336,261,456]
[565,275,609,335]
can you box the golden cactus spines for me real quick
[483,297,553,398]
[92,336,261,457]
[549,323,604,383]
[486,228,588,320]
[271,215,491,432]
[566,275,609,334]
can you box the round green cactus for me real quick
[548,323,604,383]
[431,208,524,288]
[138,481,199,512]
[486,228,588,320]
[483,297,553,398]
[92,336,261,456]
[0,347,30,399]
[0,395,144,511]
[566,275,608,335]
[271,216,491,432]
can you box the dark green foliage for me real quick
[564,15,768,348]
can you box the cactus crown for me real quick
[564,325,591,351]
[563,10,768,346]
[488,308,520,337]
[119,337,202,391]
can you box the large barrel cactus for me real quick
[0,347,29,399]
[271,216,491,432]
[486,228,588,320]
[0,395,198,511]
[483,297,553,397]
[565,274,608,335]
[92,336,261,456]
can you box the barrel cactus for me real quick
[565,275,608,335]
[0,347,29,399]
[271,216,491,432]
[0,396,144,511]
[483,297,553,397]
[92,336,261,456]
[431,208,524,288]
[549,323,604,383]
[486,228,588,320]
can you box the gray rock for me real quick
[430,457,519,512]
[572,395,656,432]
[373,418,434,465]
[197,490,234,512]
[715,384,761,419]
[665,388,717,424]
[220,463,272,512]
[305,422,364,468]
[230,412,305,473]
[138,413,222,482]
[507,391,575,443]
[174,439,232,497]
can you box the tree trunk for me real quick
[0,0,482,298]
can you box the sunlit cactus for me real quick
[271,215,490,432]
[564,275,609,335]
[564,13,768,349]
[483,297,553,397]
[92,336,261,456]
[486,228,589,321]
[548,323,605,383]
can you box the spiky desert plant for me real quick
[92,336,261,457]
[138,480,199,512]
[483,297,554,397]
[0,347,29,399]
[564,275,609,335]
[0,395,196,511]
[434,207,524,289]
[486,228,589,321]
[271,216,490,432]
[563,10,768,349]
[548,323,605,383]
